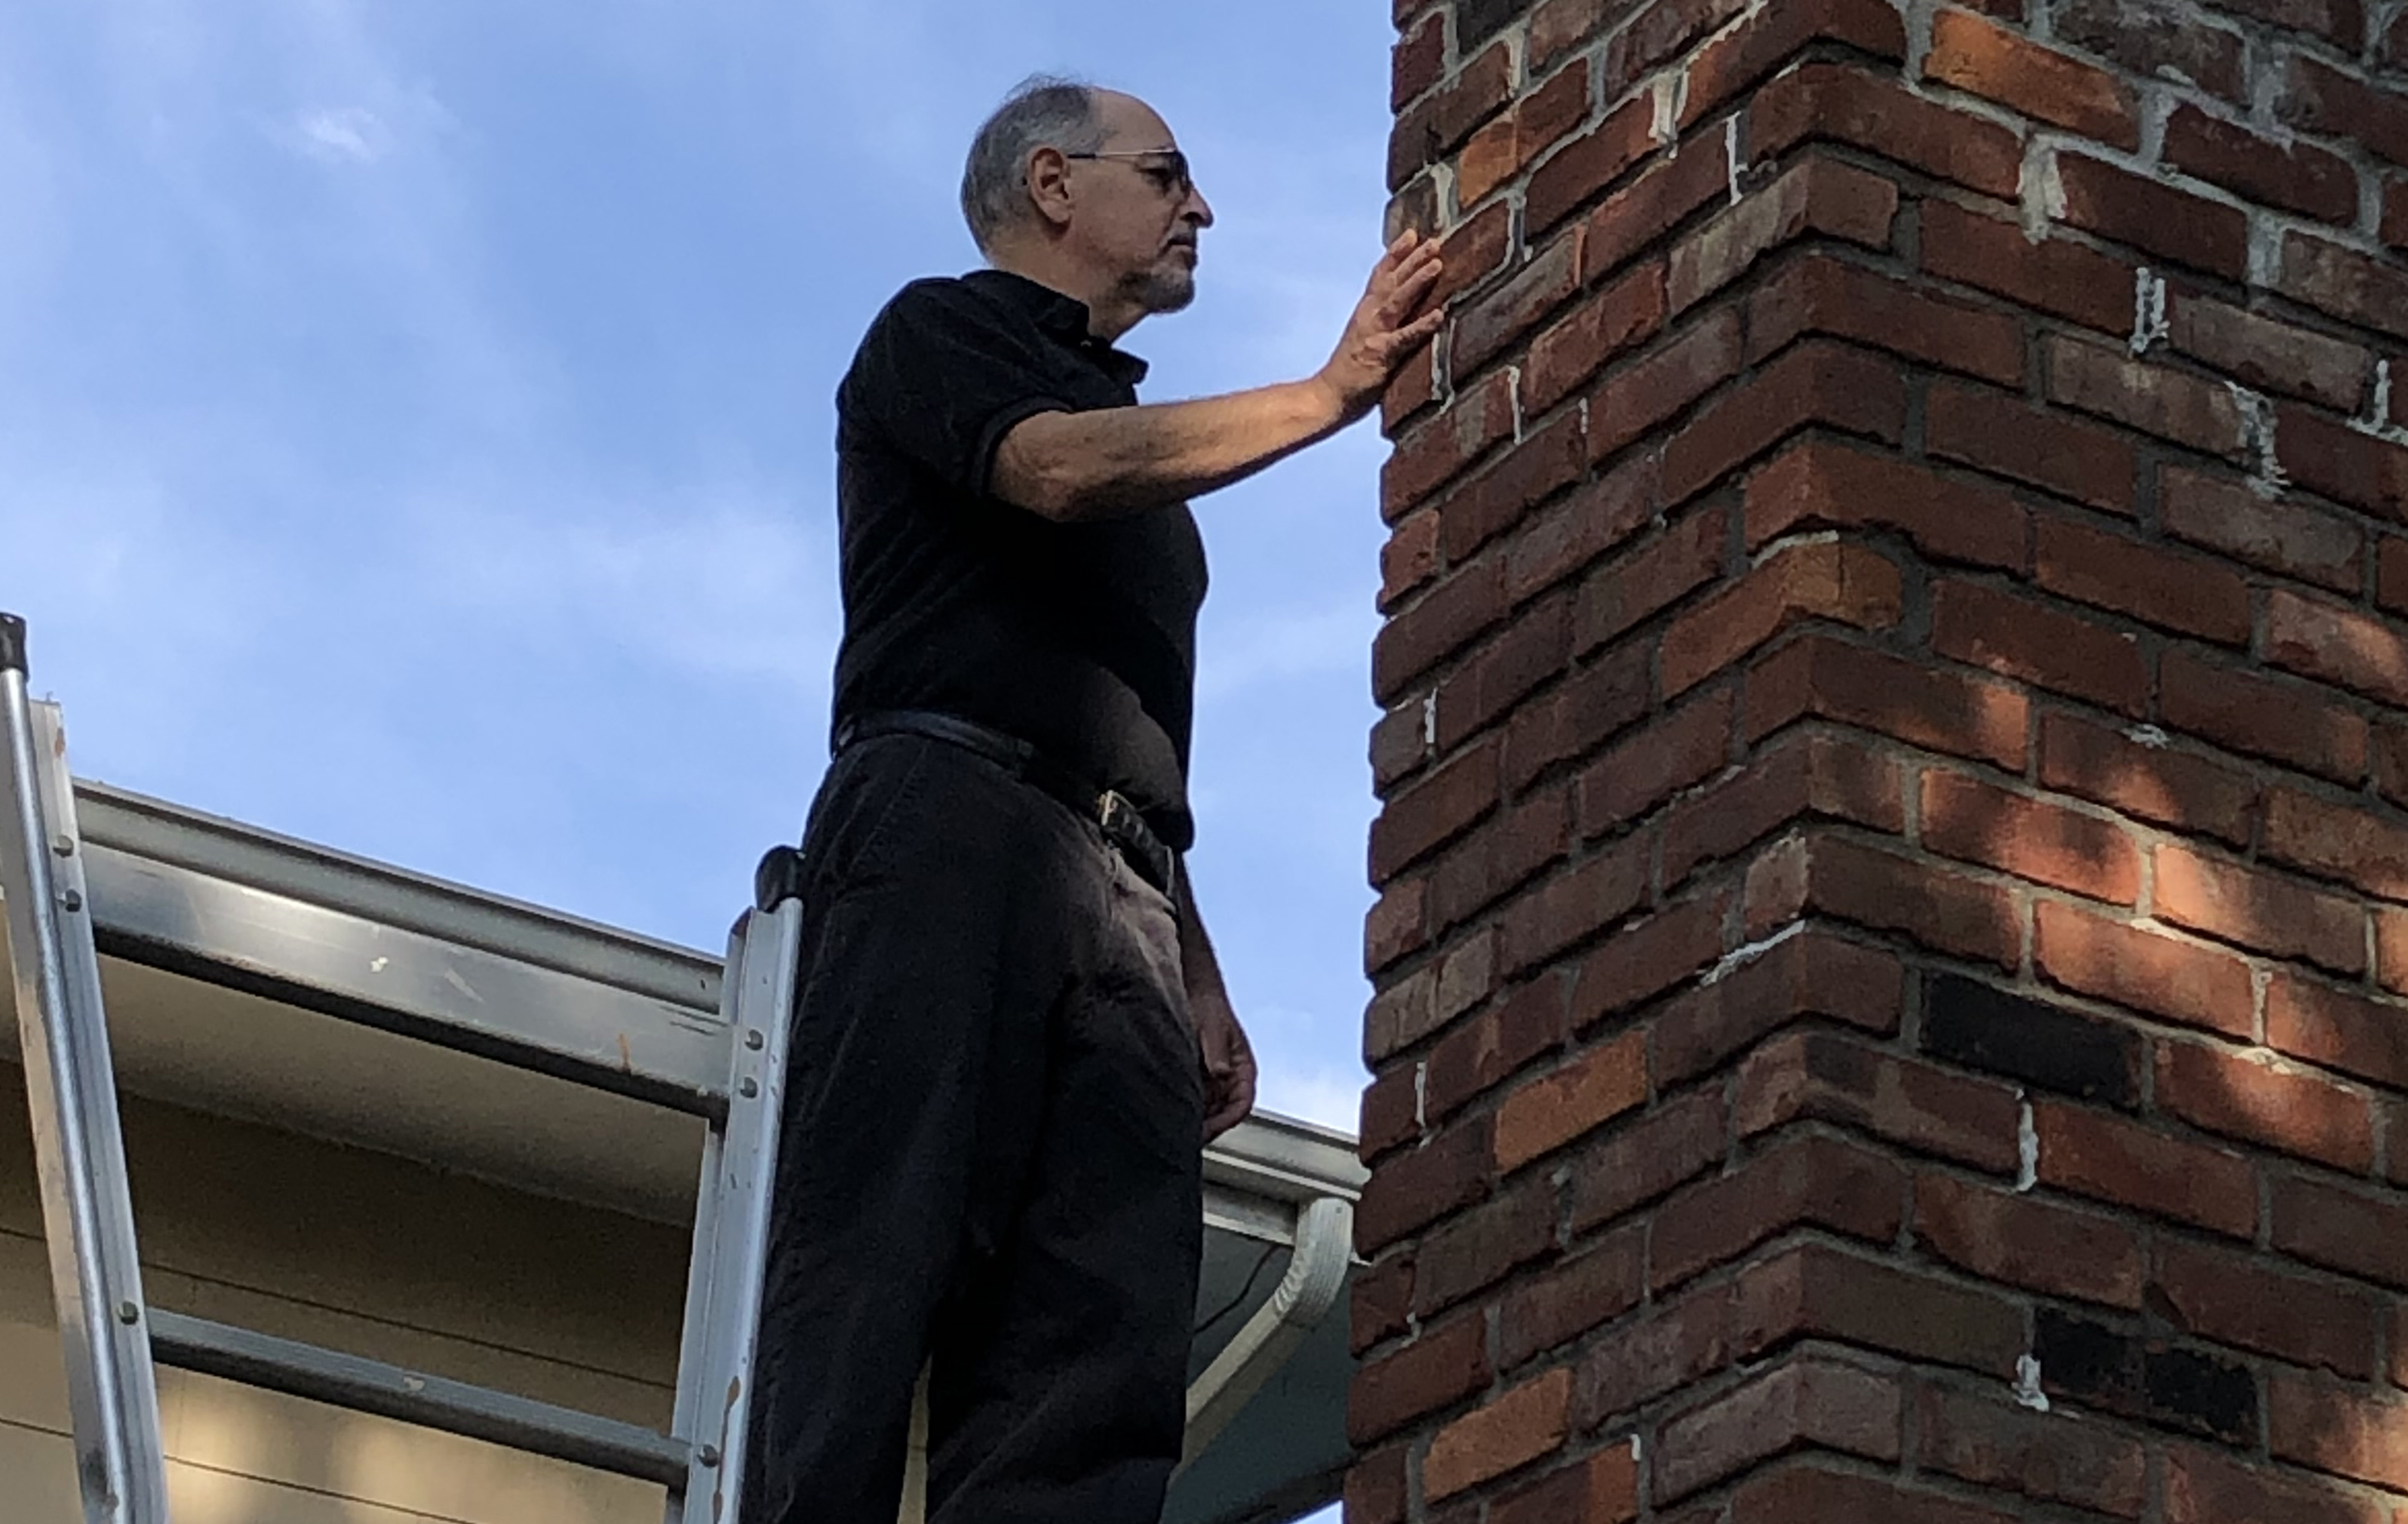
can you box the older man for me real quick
[742,77,1442,1524]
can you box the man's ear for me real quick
[1023,146,1075,231]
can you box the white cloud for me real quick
[290,105,390,163]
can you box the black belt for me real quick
[834,710,1179,903]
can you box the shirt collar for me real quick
[967,268,1151,389]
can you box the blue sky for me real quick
[0,1,1401,1136]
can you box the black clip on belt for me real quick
[836,711,1179,904]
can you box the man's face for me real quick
[1070,94,1215,316]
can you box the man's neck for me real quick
[985,250,1146,343]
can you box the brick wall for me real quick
[1357,0,2408,1519]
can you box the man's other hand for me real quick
[1194,988,1257,1142]
[1314,231,1446,425]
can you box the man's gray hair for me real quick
[960,76,1110,254]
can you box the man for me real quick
[742,76,1442,1524]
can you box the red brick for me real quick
[1752,63,2023,198]
[1379,509,1441,612]
[2032,1099,2256,1237]
[1371,736,1501,882]
[1500,833,1651,975]
[1933,579,2149,715]
[2268,972,2408,1090]
[1660,540,1901,699]
[1736,1029,2023,1172]
[2277,404,2408,521]
[1678,0,1910,127]
[1725,1460,2019,1523]
[1424,971,1564,1122]
[1444,413,1591,562]
[2383,907,2408,996]
[1654,1357,1903,1503]
[2055,0,2247,103]
[2388,537,2408,617]
[1351,1312,1490,1443]
[1745,634,2029,770]
[1587,309,1745,466]
[1650,1132,1906,1293]
[2166,296,2372,415]
[1575,690,1734,835]
[1490,1448,1641,1524]
[2164,1239,2383,1378]
[1494,1028,1647,1172]
[1380,337,1440,437]
[1926,10,2140,149]
[2264,788,2408,901]
[1565,1087,1726,1234]
[1745,253,2025,388]
[1572,505,1724,656]
[2272,1175,2408,1291]
[1370,697,1427,793]
[2271,588,2408,711]
[1424,1367,1571,1500]
[2282,54,2408,171]
[1581,133,1735,284]
[1500,642,1651,790]
[1414,1176,1560,1314]
[1376,557,1503,703]
[1916,1380,2148,1516]
[1390,42,1516,189]
[1497,1227,1644,1371]
[2050,153,2250,279]
[2041,333,2247,459]
[1357,1120,1491,1252]
[1915,1172,2146,1308]
[1660,339,1908,506]
[1347,1443,1409,1524]
[1660,729,1905,889]
[1745,437,2027,570]
[1526,96,1659,238]
[1921,199,2136,337]
[2278,233,2408,345]
[2209,0,2363,47]
[1922,770,2140,904]
[2271,1376,2408,1495]
[1506,453,1661,613]
[1526,262,1668,414]
[2037,516,2251,644]
[2155,841,2367,975]
[1390,10,1443,110]
[1664,156,1899,316]
[1927,379,2137,515]
[1434,599,1571,750]
[2039,710,2257,848]
[1360,1062,1419,1161]
[1599,0,1751,97]
[1650,926,1904,1085]
[2160,465,2361,593]
[1451,232,1584,379]
[1431,789,1572,932]
[2164,102,2360,225]
[1365,877,1428,976]
[1750,828,2024,969]
[2164,1440,2389,1524]
[2385,173,2408,251]
[1569,893,1728,1027]
[2161,1036,2375,1176]
[1382,366,1517,521]
[2163,651,2368,784]
[1455,63,1592,211]
[2034,899,2255,1038]
[1424,199,1515,317]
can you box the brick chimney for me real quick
[1357,0,2408,1519]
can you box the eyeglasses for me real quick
[1062,148,1194,201]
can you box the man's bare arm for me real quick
[1175,864,1257,1142]
[991,232,1445,523]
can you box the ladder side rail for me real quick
[668,893,806,1524]
[0,625,172,1524]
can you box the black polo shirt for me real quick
[829,269,1210,851]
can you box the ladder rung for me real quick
[148,1310,693,1488]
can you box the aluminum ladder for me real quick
[0,610,806,1524]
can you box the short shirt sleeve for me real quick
[840,279,1073,499]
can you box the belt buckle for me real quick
[1095,791,1174,901]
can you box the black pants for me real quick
[742,734,1205,1524]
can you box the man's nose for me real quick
[1182,184,1214,229]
